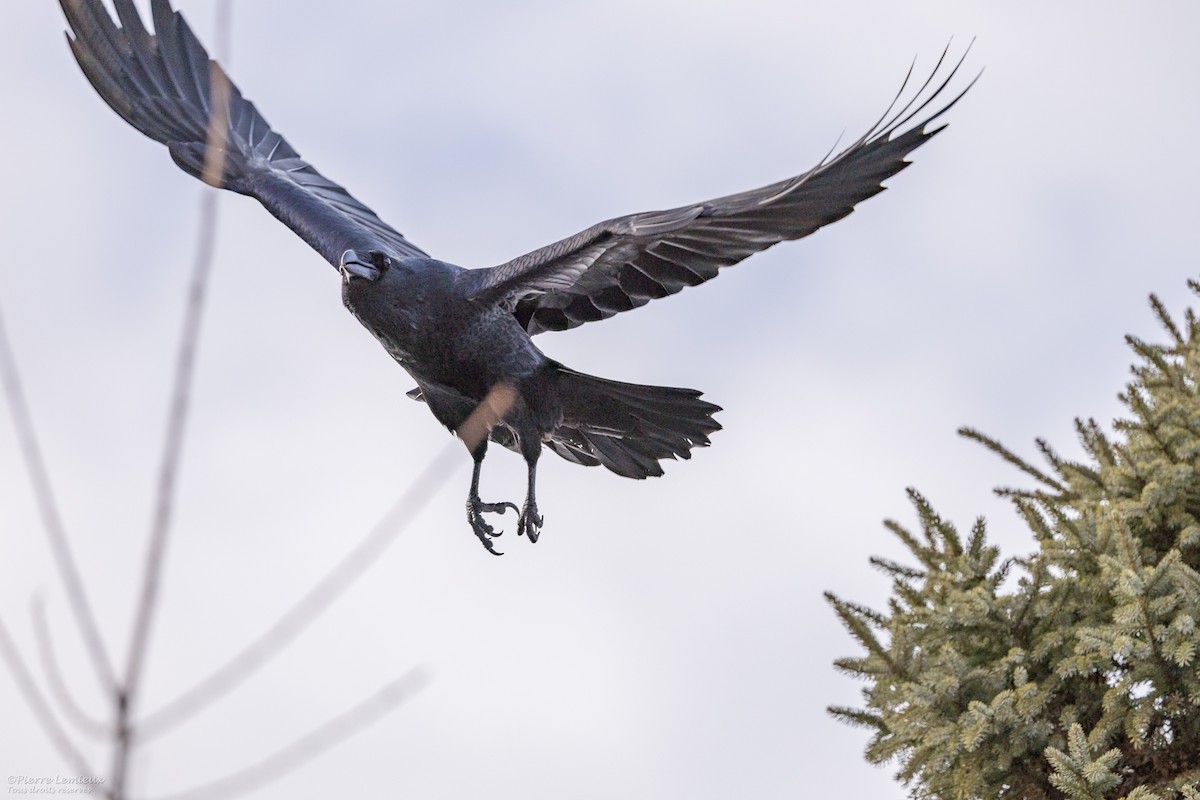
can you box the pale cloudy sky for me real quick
[2,1,1198,798]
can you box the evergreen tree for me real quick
[828,285,1200,800]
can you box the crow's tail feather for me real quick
[546,366,721,479]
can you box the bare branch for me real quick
[123,60,233,710]
[31,595,111,738]
[0,614,101,789]
[199,48,233,189]
[137,442,459,739]
[120,173,221,710]
[0,299,117,696]
[113,5,235,795]
[142,668,430,800]
[456,382,518,452]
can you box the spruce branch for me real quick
[1045,723,1123,799]
[831,281,1200,799]
[959,426,1066,492]
[1149,295,1184,349]
[827,705,887,731]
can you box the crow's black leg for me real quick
[465,440,517,555]
[518,444,544,543]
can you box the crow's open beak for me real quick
[339,249,380,281]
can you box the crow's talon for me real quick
[467,497,518,554]
[518,502,544,543]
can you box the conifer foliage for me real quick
[828,285,1200,800]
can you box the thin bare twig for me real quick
[113,4,234,793]
[137,379,510,737]
[142,668,429,800]
[138,442,459,739]
[31,595,111,738]
[0,614,102,791]
[110,156,221,800]
[0,300,118,696]
[119,169,221,708]
[457,382,518,452]
[123,3,234,709]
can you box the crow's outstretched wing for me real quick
[60,0,427,266]
[460,49,975,336]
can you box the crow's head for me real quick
[339,249,392,283]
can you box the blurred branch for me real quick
[144,668,429,800]
[0,299,118,696]
[32,595,111,738]
[119,168,220,709]
[14,2,454,794]
[122,2,232,713]
[0,614,101,791]
[113,3,234,795]
[137,377,509,736]
[457,382,517,452]
[138,442,459,739]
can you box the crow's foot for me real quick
[467,497,518,556]
[518,500,544,543]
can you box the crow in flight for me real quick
[60,0,974,554]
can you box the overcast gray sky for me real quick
[2,1,1199,797]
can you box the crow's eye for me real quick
[374,252,393,271]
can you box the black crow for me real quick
[60,0,974,553]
